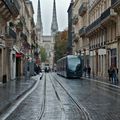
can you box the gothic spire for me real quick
[51,0,58,36]
[36,0,43,35]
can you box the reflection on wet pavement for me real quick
[6,73,120,120]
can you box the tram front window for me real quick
[68,57,80,71]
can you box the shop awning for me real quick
[16,53,22,58]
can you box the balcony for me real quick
[86,7,118,35]
[0,1,11,21]
[111,0,118,5]
[79,2,87,16]
[79,26,86,37]
[101,8,111,22]
[101,8,117,24]
[86,17,101,34]
[3,0,20,18]
[111,0,120,13]
[72,15,79,25]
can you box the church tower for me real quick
[36,0,43,39]
[51,0,58,36]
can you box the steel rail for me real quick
[51,73,92,120]
[49,74,66,120]
[38,74,46,120]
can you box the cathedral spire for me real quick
[51,0,58,36]
[36,0,43,35]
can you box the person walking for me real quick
[34,64,41,75]
[111,66,118,84]
[27,65,30,79]
[87,65,91,78]
[108,66,112,81]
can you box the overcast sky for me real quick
[31,0,71,35]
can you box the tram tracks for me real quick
[31,73,120,120]
[49,73,92,120]
[38,74,46,120]
[49,75,66,120]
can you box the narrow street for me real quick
[1,0,120,120]
[4,73,120,120]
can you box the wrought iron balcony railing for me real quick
[111,0,118,5]
[86,7,114,34]
[101,7,117,23]
[101,8,110,21]
[79,2,87,16]
[79,26,86,37]
[3,0,20,17]
[86,17,101,34]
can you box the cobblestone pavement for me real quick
[0,77,37,116]
[6,73,88,120]
[54,73,120,120]
[3,73,120,120]
[5,75,44,120]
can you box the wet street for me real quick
[5,73,120,120]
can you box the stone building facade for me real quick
[72,0,89,66]
[71,0,120,78]
[0,0,20,82]
[0,0,37,83]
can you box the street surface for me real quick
[5,73,120,120]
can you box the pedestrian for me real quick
[87,65,91,78]
[24,63,30,80]
[34,64,41,74]
[108,66,112,81]
[111,66,118,84]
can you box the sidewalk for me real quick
[82,75,120,88]
[0,76,37,115]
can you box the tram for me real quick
[56,55,83,78]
